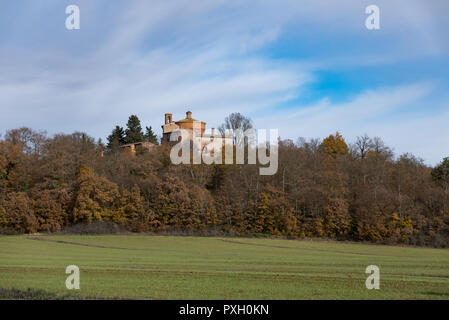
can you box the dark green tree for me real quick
[432,157,449,214]
[107,125,126,149]
[125,115,145,144]
[145,126,159,145]
[432,157,449,186]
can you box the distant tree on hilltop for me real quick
[107,125,126,149]
[320,132,348,158]
[125,115,145,144]
[145,126,159,145]
[218,112,253,146]
[432,157,449,213]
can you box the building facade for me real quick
[161,111,233,150]
[121,111,233,155]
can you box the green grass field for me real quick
[1,235,448,299]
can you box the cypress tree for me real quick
[145,126,159,145]
[107,125,126,149]
[125,115,145,144]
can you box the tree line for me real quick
[1,114,448,247]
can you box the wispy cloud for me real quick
[0,0,448,164]
[255,82,449,164]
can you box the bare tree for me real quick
[5,127,47,156]
[372,137,393,159]
[218,112,253,146]
[354,134,373,160]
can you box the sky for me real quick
[0,0,448,165]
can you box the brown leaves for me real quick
[321,132,349,158]
[0,127,448,246]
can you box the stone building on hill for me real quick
[161,111,232,150]
[120,141,157,153]
[161,111,206,143]
[120,110,232,154]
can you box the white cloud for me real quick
[0,0,448,165]
[254,82,449,164]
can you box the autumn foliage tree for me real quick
[321,132,349,158]
[0,124,448,247]
[73,165,120,223]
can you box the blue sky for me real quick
[0,0,448,164]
